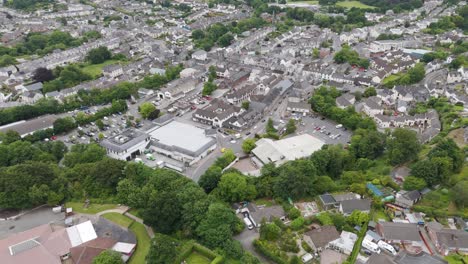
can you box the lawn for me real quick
[128,221,151,264]
[445,254,468,264]
[65,202,117,214]
[448,128,467,148]
[382,73,403,86]
[336,0,375,8]
[81,60,119,78]
[186,252,212,264]
[373,209,390,222]
[102,213,134,228]
[287,0,319,4]
[128,208,142,219]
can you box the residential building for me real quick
[395,190,422,208]
[339,199,372,216]
[305,226,340,251]
[426,222,468,256]
[192,99,243,128]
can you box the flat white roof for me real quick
[252,134,325,165]
[148,121,215,155]
[66,220,97,247]
[112,242,136,254]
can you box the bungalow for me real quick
[304,226,340,251]
[376,222,423,249]
[241,203,286,228]
[339,199,371,216]
[426,222,468,256]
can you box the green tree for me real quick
[53,116,77,134]
[92,250,124,264]
[285,119,297,135]
[362,87,376,98]
[216,173,257,203]
[242,138,257,154]
[242,101,250,110]
[198,165,223,193]
[139,102,157,119]
[202,81,217,96]
[452,181,468,208]
[403,176,427,191]
[146,234,179,264]
[266,118,277,134]
[86,46,112,64]
[387,129,421,165]
[260,222,281,241]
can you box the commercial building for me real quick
[0,115,58,138]
[147,121,216,167]
[251,134,325,166]
[100,129,151,161]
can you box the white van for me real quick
[336,124,343,129]
[243,217,254,230]
[378,240,397,255]
[362,239,381,254]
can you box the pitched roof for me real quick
[340,199,371,214]
[305,226,340,248]
[378,222,422,242]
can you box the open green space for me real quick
[81,60,120,78]
[336,0,375,8]
[102,213,134,228]
[128,221,151,264]
[382,73,403,85]
[186,251,212,264]
[65,202,117,214]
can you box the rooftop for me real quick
[148,121,216,157]
[0,115,58,137]
[252,134,325,166]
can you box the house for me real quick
[319,194,338,210]
[20,91,44,104]
[192,50,207,61]
[158,77,198,100]
[361,96,384,117]
[336,93,356,109]
[286,101,311,114]
[100,129,151,161]
[192,99,243,128]
[376,222,423,249]
[15,82,43,93]
[327,231,358,255]
[242,203,286,227]
[102,64,123,78]
[426,222,468,256]
[395,190,422,208]
[339,199,371,216]
[304,226,340,250]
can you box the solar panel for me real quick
[9,237,40,256]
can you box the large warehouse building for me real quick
[251,134,325,166]
[147,120,217,167]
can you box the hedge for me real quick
[253,239,288,264]
[175,242,224,264]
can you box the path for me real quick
[97,206,155,238]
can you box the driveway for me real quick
[234,228,272,263]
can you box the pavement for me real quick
[0,206,65,239]
[234,227,271,264]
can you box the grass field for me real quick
[186,252,212,264]
[128,208,142,219]
[102,213,134,228]
[373,209,390,222]
[65,202,117,214]
[336,0,375,9]
[382,73,403,86]
[448,128,468,148]
[81,60,119,78]
[128,221,151,264]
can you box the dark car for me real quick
[321,117,325,120]
[246,132,251,136]
[262,119,266,122]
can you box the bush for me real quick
[288,207,301,220]
[290,217,305,231]
[253,240,288,264]
[301,241,313,253]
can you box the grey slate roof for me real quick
[340,199,371,214]
[379,222,422,242]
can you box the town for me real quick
[0,0,467,263]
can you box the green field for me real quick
[65,202,117,214]
[336,0,375,9]
[128,222,151,264]
[102,213,134,228]
[81,60,119,78]
[382,73,403,86]
[186,252,212,264]
[445,254,468,264]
